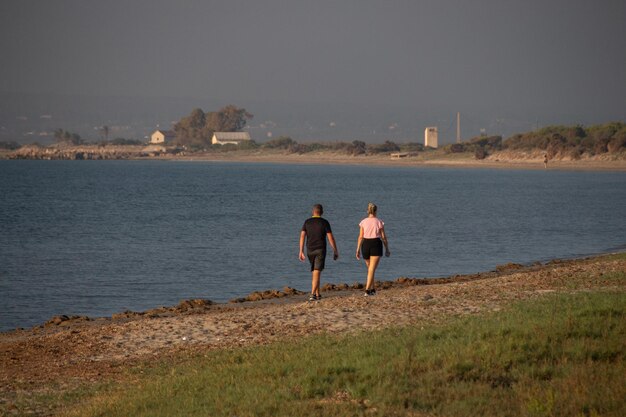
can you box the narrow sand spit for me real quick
[1,254,624,394]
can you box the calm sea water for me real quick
[1,160,625,331]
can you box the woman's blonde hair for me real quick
[367,202,377,215]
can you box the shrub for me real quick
[0,141,21,150]
[399,142,424,152]
[608,137,626,153]
[237,139,259,150]
[263,136,296,149]
[503,123,626,156]
[474,147,487,159]
[444,143,465,153]
[109,138,143,146]
[367,140,400,154]
[346,140,366,155]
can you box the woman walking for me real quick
[356,203,390,296]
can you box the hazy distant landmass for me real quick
[0,92,602,146]
[3,122,625,168]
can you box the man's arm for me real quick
[299,231,306,261]
[327,232,339,260]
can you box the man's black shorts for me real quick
[361,238,383,259]
[307,248,326,271]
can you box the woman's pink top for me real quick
[359,217,384,239]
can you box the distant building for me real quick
[150,130,175,144]
[211,132,251,145]
[424,127,438,148]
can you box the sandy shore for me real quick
[167,151,626,172]
[1,253,624,404]
[4,147,626,171]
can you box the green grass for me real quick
[601,252,626,262]
[59,291,625,417]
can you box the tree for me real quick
[205,105,253,132]
[174,108,207,146]
[174,105,253,147]
[101,125,110,141]
[53,128,83,145]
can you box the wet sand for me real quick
[1,253,624,400]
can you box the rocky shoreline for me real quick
[27,262,530,333]
[4,144,160,160]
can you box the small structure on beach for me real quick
[424,127,438,148]
[211,132,252,146]
[150,130,176,144]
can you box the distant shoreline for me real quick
[3,146,626,172]
[171,151,626,172]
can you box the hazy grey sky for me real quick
[1,0,625,124]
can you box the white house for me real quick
[150,130,176,144]
[424,127,438,148]
[211,132,251,145]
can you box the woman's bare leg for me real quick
[366,256,380,290]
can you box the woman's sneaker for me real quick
[364,289,377,297]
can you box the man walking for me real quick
[299,204,339,301]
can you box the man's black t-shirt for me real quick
[301,217,332,252]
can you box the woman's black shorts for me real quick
[361,238,383,259]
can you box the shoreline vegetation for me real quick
[1,252,624,416]
[1,122,626,172]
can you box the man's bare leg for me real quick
[312,269,321,297]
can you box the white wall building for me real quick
[424,127,438,148]
[150,130,175,144]
[211,132,251,145]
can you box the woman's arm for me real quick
[380,227,390,257]
[356,227,364,259]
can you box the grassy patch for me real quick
[601,252,626,262]
[61,292,625,417]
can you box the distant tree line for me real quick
[444,136,503,160]
[3,122,626,160]
[54,128,84,145]
[242,136,419,156]
[444,122,626,159]
[502,123,626,159]
[0,141,21,150]
[50,128,143,147]
[174,105,253,148]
